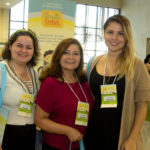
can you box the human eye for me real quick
[16,44,22,48]
[73,51,80,56]
[107,30,113,34]
[26,46,33,50]
[118,31,124,36]
[64,50,69,55]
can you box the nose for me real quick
[68,53,74,59]
[21,47,27,52]
[112,33,118,40]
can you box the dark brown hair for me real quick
[40,38,86,83]
[2,29,40,66]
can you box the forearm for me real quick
[34,104,83,141]
[128,102,147,141]
[35,117,72,136]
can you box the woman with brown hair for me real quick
[35,38,93,150]
[1,29,40,150]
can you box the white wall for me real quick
[121,0,150,60]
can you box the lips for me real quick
[110,42,119,46]
[18,53,28,57]
[65,62,76,64]
[64,60,76,63]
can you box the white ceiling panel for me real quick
[0,0,22,8]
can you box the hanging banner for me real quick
[28,0,76,71]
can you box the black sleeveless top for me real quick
[84,65,125,150]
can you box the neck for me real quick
[107,51,120,59]
[9,60,29,80]
[106,52,120,64]
[105,53,118,75]
[63,71,77,83]
[10,60,27,71]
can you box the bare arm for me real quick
[34,104,83,142]
[121,101,147,150]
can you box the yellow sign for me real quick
[42,10,63,28]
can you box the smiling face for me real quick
[60,44,81,73]
[104,22,125,55]
[9,35,34,65]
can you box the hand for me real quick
[0,145,2,150]
[66,127,83,142]
[121,138,136,150]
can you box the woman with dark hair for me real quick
[1,29,40,150]
[35,38,93,150]
[84,14,150,150]
[144,54,150,73]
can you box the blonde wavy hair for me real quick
[104,14,137,79]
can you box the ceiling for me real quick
[0,0,22,8]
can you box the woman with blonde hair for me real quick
[84,14,150,150]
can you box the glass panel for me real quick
[86,33,96,42]
[10,1,24,21]
[96,41,107,52]
[74,34,85,47]
[10,21,23,30]
[25,0,29,21]
[85,41,96,51]
[9,29,18,37]
[86,28,96,35]
[86,5,97,28]
[108,8,119,17]
[104,8,109,23]
[97,7,105,30]
[96,31,104,42]
[75,4,86,27]
[114,9,119,14]
[96,49,107,56]
[84,50,95,64]
[74,34,84,43]
[74,4,119,59]
[75,27,84,34]
[24,22,28,29]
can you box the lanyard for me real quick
[63,75,88,103]
[69,140,85,150]
[103,53,118,85]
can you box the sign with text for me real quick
[28,0,76,72]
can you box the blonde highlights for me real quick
[104,15,136,79]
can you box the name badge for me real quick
[18,93,34,117]
[100,84,117,108]
[75,101,89,126]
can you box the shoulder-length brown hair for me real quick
[40,38,86,83]
[2,29,40,66]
